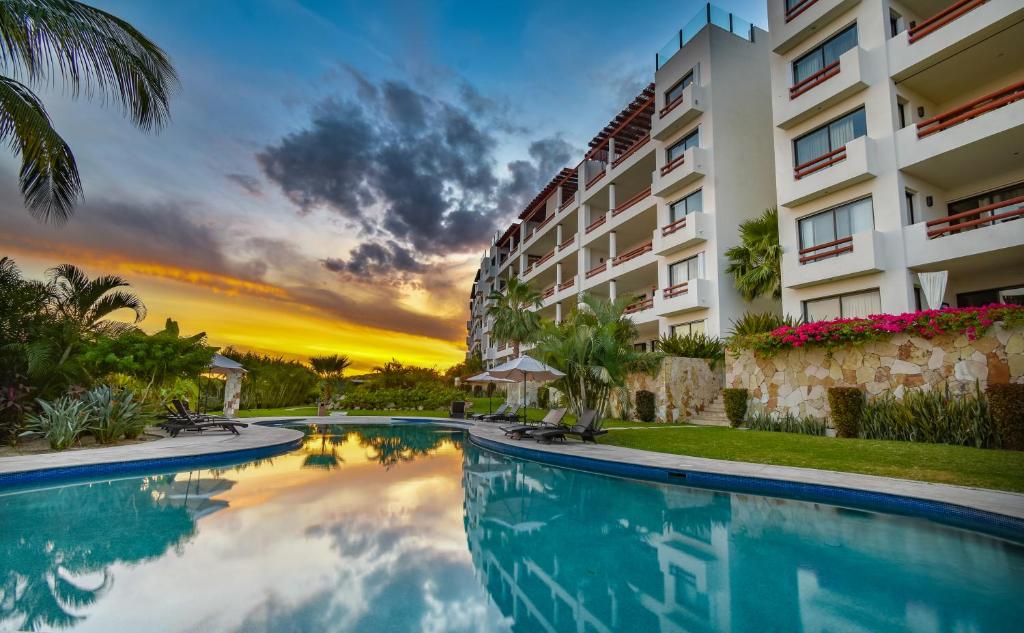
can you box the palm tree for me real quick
[724,207,782,301]
[309,354,351,403]
[0,0,177,223]
[486,278,542,357]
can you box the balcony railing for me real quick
[543,285,555,299]
[613,241,653,266]
[789,61,839,99]
[661,216,689,236]
[908,0,988,44]
[612,135,651,168]
[535,249,555,267]
[660,95,685,118]
[535,213,554,231]
[559,194,576,211]
[585,262,608,279]
[926,195,1024,238]
[585,214,607,234]
[624,297,655,314]
[794,146,846,179]
[559,234,576,250]
[662,281,690,299]
[558,278,575,291]
[612,186,652,216]
[798,235,853,263]
[660,154,686,176]
[916,80,1024,139]
[586,168,607,189]
[785,0,820,23]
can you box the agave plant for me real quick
[24,396,92,450]
[727,311,802,338]
[83,385,144,443]
[657,332,725,367]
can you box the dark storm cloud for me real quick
[226,173,264,196]
[322,241,426,276]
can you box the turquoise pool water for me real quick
[1,424,1021,632]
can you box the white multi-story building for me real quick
[469,4,778,365]
[768,0,1024,320]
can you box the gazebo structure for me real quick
[206,353,246,418]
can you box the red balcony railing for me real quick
[789,61,839,99]
[785,0,820,23]
[926,195,1024,238]
[612,186,652,216]
[585,214,607,234]
[798,235,853,264]
[794,146,846,179]
[535,249,555,267]
[585,168,607,189]
[916,80,1024,139]
[613,241,653,266]
[559,234,576,250]
[559,194,576,211]
[624,297,654,314]
[558,278,575,291]
[612,135,651,168]
[535,213,554,231]
[908,0,988,44]
[662,281,690,299]
[543,285,555,299]
[660,154,686,176]
[661,216,688,236]
[660,95,684,118]
[585,262,608,279]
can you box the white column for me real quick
[555,262,563,286]
[223,371,242,418]
[609,182,617,214]
[557,185,564,206]
[555,302,562,323]
[555,223,563,246]
[609,231,617,261]
[609,279,617,302]
[519,252,526,273]
[608,138,616,164]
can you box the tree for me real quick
[309,354,351,403]
[0,0,177,222]
[487,277,542,357]
[533,294,661,425]
[724,207,782,301]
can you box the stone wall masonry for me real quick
[726,324,1024,418]
[609,356,724,422]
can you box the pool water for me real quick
[0,424,1021,632]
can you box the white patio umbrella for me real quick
[919,271,948,310]
[488,356,565,422]
[465,372,515,414]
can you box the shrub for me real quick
[861,385,993,447]
[24,397,92,450]
[658,333,725,367]
[84,386,145,443]
[727,312,801,337]
[828,387,863,438]
[636,390,655,422]
[746,410,827,435]
[986,383,1024,450]
[537,386,550,409]
[342,383,465,411]
[722,389,748,427]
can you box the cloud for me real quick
[226,173,264,196]
[322,241,426,277]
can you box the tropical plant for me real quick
[342,383,465,411]
[366,359,443,389]
[635,390,655,422]
[727,311,802,338]
[724,207,782,301]
[746,409,827,435]
[23,396,91,450]
[722,388,748,427]
[987,383,1024,450]
[533,294,661,426]
[487,277,542,357]
[444,353,485,380]
[860,385,994,448]
[82,385,144,443]
[657,332,725,367]
[0,257,49,375]
[829,387,863,438]
[0,375,33,444]
[0,0,177,223]
[309,354,351,403]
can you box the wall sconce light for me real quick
[925,196,933,207]
[917,106,925,118]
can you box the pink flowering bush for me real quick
[730,304,1024,356]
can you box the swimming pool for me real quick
[1,424,1021,632]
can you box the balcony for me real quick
[522,248,556,281]
[782,230,885,289]
[779,136,876,208]
[768,0,861,54]
[652,84,706,141]
[774,47,868,129]
[559,191,579,212]
[652,146,708,198]
[558,233,577,252]
[624,297,655,315]
[889,0,1023,81]
[904,197,1024,268]
[610,135,653,173]
[652,211,712,256]
[585,213,607,235]
[896,83,1024,188]
[584,261,608,281]
[654,278,712,315]
[611,241,654,276]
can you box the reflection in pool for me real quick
[0,424,1021,632]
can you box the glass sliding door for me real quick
[792,25,857,84]
[794,108,866,167]
[669,189,702,222]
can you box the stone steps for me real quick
[687,395,731,427]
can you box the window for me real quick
[889,9,903,37]
[634,342,648,351]
[667,129,699,164]
[948,182,1024,228]
[798,197,873,252]
[665,71,694,106]
[668,253,703,286]
[905,189,916,225]
[957,285,1024,307]
[792,25,857,85]
[914,286,923,311]
[897,100,907,128]
[793,107,866,167]
[670,320,706,337]
[669,189,703,222]
[803,289,881,321]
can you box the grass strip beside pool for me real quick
[602,426,1024,493]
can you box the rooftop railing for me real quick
[657,4,755,70]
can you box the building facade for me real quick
[769,0,1024,321]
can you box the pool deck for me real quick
[1,414,1022,526]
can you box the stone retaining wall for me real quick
[726,325,1024,418]
[609,356,723,422]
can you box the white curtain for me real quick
[919,271,948,310]
[841,290,881,318]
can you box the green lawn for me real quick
[234,406,318,418]
[601,426,1024,493]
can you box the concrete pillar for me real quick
[555,223,563,246]
[555,302,562,323]
[609,182,617,213]
[223,371,242,418]
[555,262,563,286]
[609,279,617,302]
[557,185,564,206]
[609,138,616,164]
[609,231,617,261]
[519,252,526,273]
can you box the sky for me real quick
[0,0,766,372]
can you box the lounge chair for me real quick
[178,399,233,422]
[470,402,507,420]
[531,409,607,444]
[500,408,567,439]
[164,399,249,437]
[483,405,523,423]
[449,400,468,419]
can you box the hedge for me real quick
[829,387,863,438]
[635,390,655,422]
[342,384,465,411]
[722,389,748,428]
[988,383,1024,450]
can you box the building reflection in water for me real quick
[462,444,1024,633]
